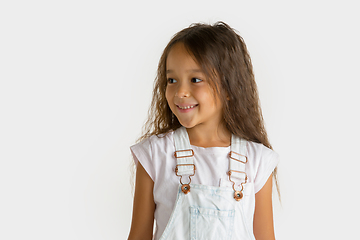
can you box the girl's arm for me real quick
[253,174,276,240]
[128,162,155,240]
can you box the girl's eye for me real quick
[167,78,177,84]
[191,78,202,83]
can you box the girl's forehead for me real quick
[166,43,201,71]
[167,43,192,60]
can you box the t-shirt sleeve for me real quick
[253,144,280,194]
[130,138,155,182]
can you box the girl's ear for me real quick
[225,92,230,100]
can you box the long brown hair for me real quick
[138,21,279,194]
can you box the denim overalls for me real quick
[159,127,255,240]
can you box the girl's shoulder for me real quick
[131,131,175,153]
[246,141,278,159]
[130,131,176,182]
[246,141,279,193]
[139,130,174,144]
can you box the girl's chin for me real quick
[178,120,196,129]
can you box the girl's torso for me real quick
[130,128,279,239]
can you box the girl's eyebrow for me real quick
[166,69,203,74]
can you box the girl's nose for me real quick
[175,83,190,98]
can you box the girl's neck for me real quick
[186,124,231,148]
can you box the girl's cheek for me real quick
[165,88,171,102]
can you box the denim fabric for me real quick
[158,184,255,240]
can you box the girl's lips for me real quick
[176,104,198,112]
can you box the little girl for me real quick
[128,22,279,240]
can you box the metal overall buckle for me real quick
[228,151,248,201]
[228,170,248,201]
[174,149,196,194]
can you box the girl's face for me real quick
[165,43,223,130]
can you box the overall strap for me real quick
[173,127,196,194]
[229,134,248,201]
[173,126,248,200]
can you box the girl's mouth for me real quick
[176,104,198,111]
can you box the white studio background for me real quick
[0,0,359,239]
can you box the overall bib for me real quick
[159,127,256,240]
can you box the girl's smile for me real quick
[176,104,198,110]
[176,104,198,113]
[165,43,223,130]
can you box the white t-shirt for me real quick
[130,131,279,239]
